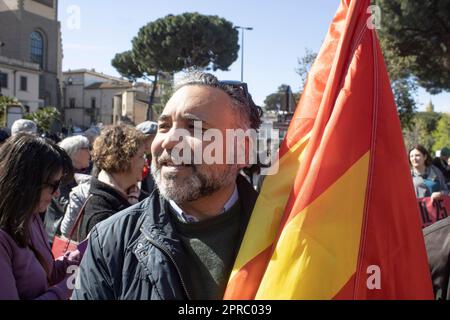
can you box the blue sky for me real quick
[59,0,449,113]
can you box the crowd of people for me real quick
[0,115,159,299]
[0,70,449,300]
[409,144,450,300]
[409,145,449,199]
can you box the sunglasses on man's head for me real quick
[219,80,250,100]
[219,80,263,120]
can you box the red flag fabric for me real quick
[225,0,433,299]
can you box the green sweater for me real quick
[171,200,244,300]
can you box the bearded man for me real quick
[72,70,263,300]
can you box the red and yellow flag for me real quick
[224,0,433,299]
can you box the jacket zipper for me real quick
[141,229,192,300]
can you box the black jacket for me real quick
[432,157,450,184]
[423,216,450,300]
[77,177,146,241]
[72,175,258,300]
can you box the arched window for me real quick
[30,31,44,68]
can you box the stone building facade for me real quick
[0,0,62,108]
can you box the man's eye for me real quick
[188,124,207,131]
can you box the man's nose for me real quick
[161,127,186,151]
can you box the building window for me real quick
[69,98,75,108]
[91,97,96,109]
[20,76,28,91]
[30,31,44,69]
[0,72,7,88]
[33,0,54,8]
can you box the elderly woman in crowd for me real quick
[0,134,81,300]
[59,136,95,238]
[77,125,148,240]
[409,144,449,200]
[44,135,92,244]
[58,135,91,174]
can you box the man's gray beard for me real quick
[151,163,238,203]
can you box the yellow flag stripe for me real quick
[229,133,311,279]
[255,152,370,299]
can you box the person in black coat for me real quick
[0,128,9,146]
[432,147,450,185]
[77,125,148,240]
[423,216,450,300]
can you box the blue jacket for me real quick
[71,175,258,300]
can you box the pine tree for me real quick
[432,114,450,151]
[425,100,435,113]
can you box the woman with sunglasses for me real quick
[0,134,82,300]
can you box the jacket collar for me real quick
[140,174,258,244]
[133,174,259,299]
[412,165,438,180]
[169,184,239,223]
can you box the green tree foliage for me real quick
[377,0,450,94]
[425,100,435,113]
[378,35,417,129]
[264,85,300,112]
[391,77,417,129]
[414,112,442,133]
[0,96,20,126]
[132,12,239,72]
[23,106,61,134]
[112,12,239,120]
[295,48,317,92]
[403,118,433,152]
[377,0,450,129]
[432,114,450,151]
[403,111,447,153]
[111,50,144,82]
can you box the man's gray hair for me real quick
[174,70,263,130]
[58,135,90,159]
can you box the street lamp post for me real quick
[235,26,253,82]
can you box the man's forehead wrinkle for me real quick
[181,91,219,109]
[159,86,237,128]
[162,93,213,118]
